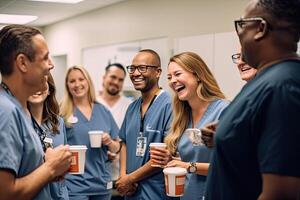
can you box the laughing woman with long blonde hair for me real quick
[150,52,229,200]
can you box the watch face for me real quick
[190,165,196,173]
[188,162,197,173]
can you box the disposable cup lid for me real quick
[69,145,88,150]
[149,142,167,147]
[88,130,104,135]
[163,167,187,175]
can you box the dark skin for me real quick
[203,1,300,198]
[242,1,300,198]
[116,52,163,196]
[200,122,218,148]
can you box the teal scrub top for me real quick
[119,91,173,200]
[0,89,50,199]
[42,117,69,200]
[177,99,229,200]
[65,102,119,196]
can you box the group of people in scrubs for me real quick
[1,0,300,199]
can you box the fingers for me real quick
[102,133,113,146]
[166,160,176,167]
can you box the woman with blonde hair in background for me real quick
[28,73,69,200]
[150,52,229,199]
[61,66,120,200]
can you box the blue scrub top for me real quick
[0,90,50,200]
[42,117,69,200]
[65,102,119,196]
[177,99,229,200]
[206,60,300,200]
[119,91,173,200]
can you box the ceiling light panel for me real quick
[27,0,84,4]
[0,14,38,24]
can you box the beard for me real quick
[106,87,120,96]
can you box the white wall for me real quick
[43,0,248,65]
[42,0,249,98]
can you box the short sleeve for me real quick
[258,84,300,176]
[0,109,23,174]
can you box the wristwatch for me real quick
[187,162,197,173]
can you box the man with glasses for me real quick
[116,49,173,200]
[205,0,300,199]
[232,52,257,82]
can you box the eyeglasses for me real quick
[234,17,267,34]
[231,53,241,64]
[126,65,158,74]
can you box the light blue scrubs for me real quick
[65,102,119,199]
[178,99,229,200]
[0,89,51,199]
[41,117,69,200]
[119,91,173,200]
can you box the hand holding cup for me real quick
[44,145,72,180]
[200,121,218,148]
[149,143,171,167]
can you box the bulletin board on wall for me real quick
[82,37,170,99]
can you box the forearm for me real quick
[0,164,54,200]
[258,174,300,200]
[195,163,209,176]
[129,160,161,183]
[119,143,127,176]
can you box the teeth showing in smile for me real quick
[133,78,144,83]
[175,85,185,92]
[240,65,252,72]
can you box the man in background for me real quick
[97,63,132,200]
[231,51,257,82]
[97,63,132,128]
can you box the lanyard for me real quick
[1,82,47,152]
[30,113,47,152]
[1,82,13,96]
[140,94,157,133]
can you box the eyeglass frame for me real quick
[231,53,241,64]
[126,65,159,74]
[234,17,268,34]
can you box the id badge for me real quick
[136,136,147,157]
[44,137,53,149]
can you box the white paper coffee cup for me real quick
[163,167,187,197]
[68,145,87,174]
[185,128,203,146]
[149,142,167,167]
[88,130,103,148]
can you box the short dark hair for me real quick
[257,0,300,40]
[105,63,126,75]
[139,49,161,68]
[0,24,41,75]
